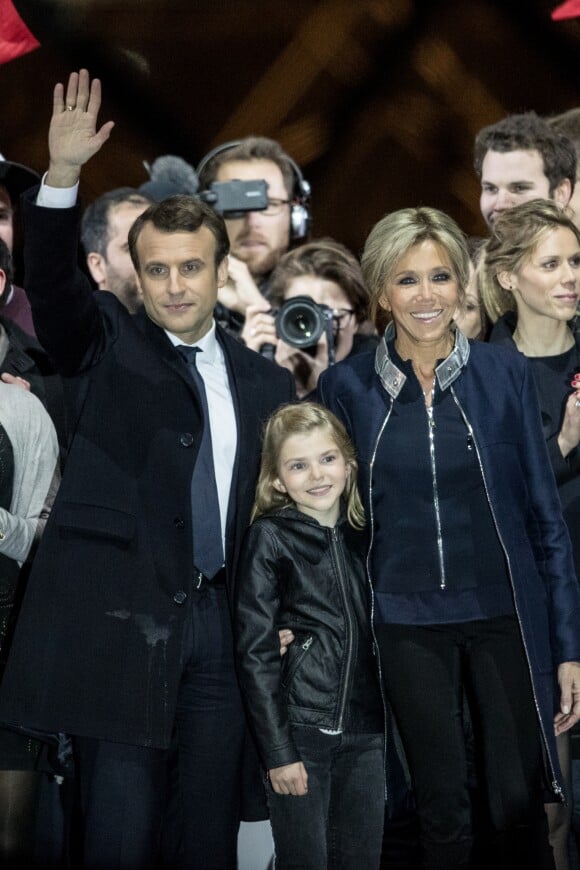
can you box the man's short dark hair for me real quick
[81,188,152,258]
[198,137,296,200]
[128,194,230,272]
[547,108,580,173]
[474,111,577,195]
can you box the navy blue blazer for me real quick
[318,330,580,797]
[0,194,294,749]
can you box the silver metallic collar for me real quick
[374,322,470,399]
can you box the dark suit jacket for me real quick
[0,193,294,749]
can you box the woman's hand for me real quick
[557,391,580,458]
[278,628,295,656]
[554,661,580,735]
[269,761,308,796]
[241,303,277,353]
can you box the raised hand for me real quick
[47,69,115,188]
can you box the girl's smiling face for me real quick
[273,427,349,527]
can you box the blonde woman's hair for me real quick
[252,402,365,529]
[478,198,580,323]
[361,206,470,332]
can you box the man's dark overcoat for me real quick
[0,193,294,749]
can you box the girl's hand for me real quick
[269,761,308,796]
[278,629,295,656]
[557,390,580,458]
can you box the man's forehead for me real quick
[137,224,217,258]
[216,158,287,192]
[481,148,547,182]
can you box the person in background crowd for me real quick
[480,198,580,870]
[454,238,489,341]
[81,187,152,313]
[198,136,311,333]
[318,204,580,869]
[0,383,59,869]
[0,240,66,451]
[474,112,576,232]
[0,154,40,336]
[242,239,376,397]
[547,109,580,231]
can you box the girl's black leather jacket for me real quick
[234,507,383,772]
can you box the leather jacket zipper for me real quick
[282,635,314,688]
[330,526,355,732]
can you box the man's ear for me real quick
[86,252,107,287]
[0,268,6,301]
[553,178,572,209]
[217,257,229,288]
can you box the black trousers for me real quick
[72,585,246,870]
[376,615,555,870]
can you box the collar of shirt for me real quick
[165,321,220,369]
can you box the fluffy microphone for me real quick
[140,155,200,201]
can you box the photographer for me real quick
[242,239,376,397]
[197,137,311,334]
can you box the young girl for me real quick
[234,402,385,870]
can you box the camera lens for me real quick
[276,296,325,349]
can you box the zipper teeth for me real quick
[426,403,446,589]
[331,526,355,732]
[450,386,561,796]
[368,404,393,802]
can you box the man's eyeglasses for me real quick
[261,198,291,216]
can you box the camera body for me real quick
[199,180,269,217]
[274,296,337,364]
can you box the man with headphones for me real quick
[197,137,311,332]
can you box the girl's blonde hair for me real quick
[478,198,580,323]
[252,402,365,529]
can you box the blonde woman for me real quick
[480,197,580,870]
[318,205,580,869]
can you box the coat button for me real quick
[179,433,194,447]
[173,590,187,605]
[174,516,185,529]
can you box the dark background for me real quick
[3,0,580,256]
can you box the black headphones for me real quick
[196,140,311,243]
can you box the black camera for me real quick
[274,296,337,364]
[199,180,269,218]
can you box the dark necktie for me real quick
[177,345,224,579]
